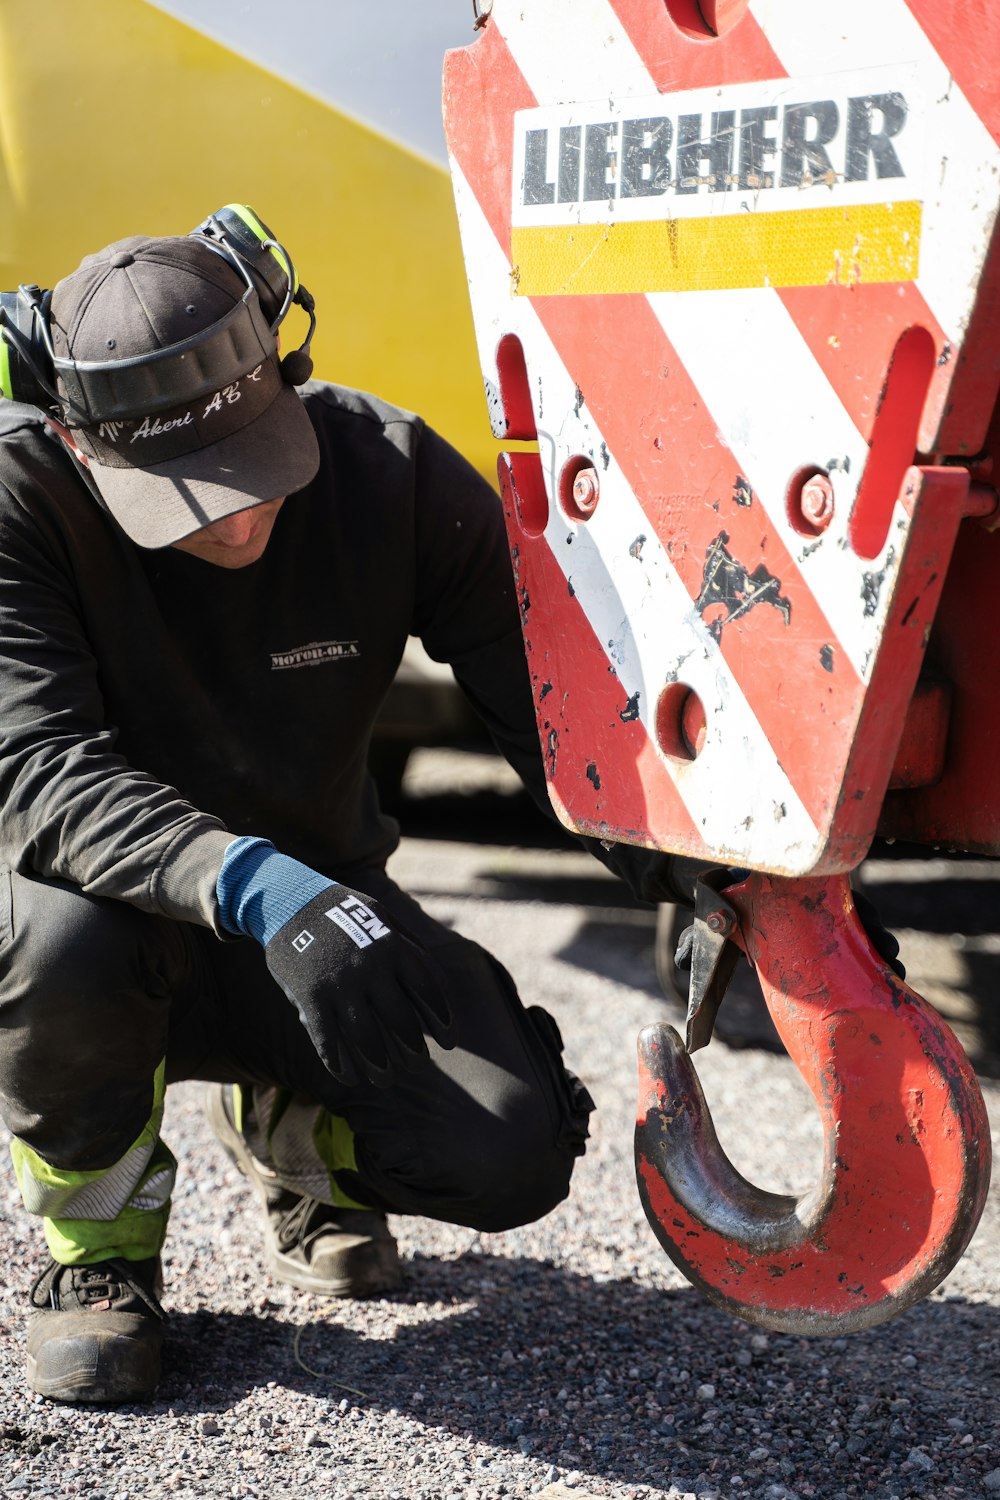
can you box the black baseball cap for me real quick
[48,235,320,548]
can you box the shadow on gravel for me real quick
[156,1252,1000,1497]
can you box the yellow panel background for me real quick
[0,0,495,477]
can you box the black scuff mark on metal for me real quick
[568,577,576,598]
[827,455,851,474]
[668,647,697,681]
[539,681,553,700]
[600,441,610,470]
[937,341,952,367]
[820,644,834,673]
[901,570,937,628]
[861,550,894,618]
[733,475,754,507]
[620,691,641,722]
[545,726,558,777]
[695,531,792,641]
[629,534,646,560]
[518,587,531,625]
[586,762,601,790]
[574,385,584,417]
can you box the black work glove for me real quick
[217,838,454,1087]
[263,886,454,1085]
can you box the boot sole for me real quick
[205,1087,402,1298]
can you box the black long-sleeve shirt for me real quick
[0,381,681,935]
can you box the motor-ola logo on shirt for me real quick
[325,896,391,950]
[270,640,360,670]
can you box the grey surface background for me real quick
[142,0,475,163]
[0,747,998,1500]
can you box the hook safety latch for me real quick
[683,870,745,1053]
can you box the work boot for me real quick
[206,1085,403,1298]
[26,1256,165,1404]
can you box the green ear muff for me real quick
[0,317,14,402]
[0,288,59,410]
[222,203,297,295]
[196,203,297,309]
[193,203,315,385]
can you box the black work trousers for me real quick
[0,864,593,1233]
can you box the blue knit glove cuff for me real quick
[217,836,335,946]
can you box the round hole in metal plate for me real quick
[663,0,749,38]
[656,682,707,761]
[559,454,602,522]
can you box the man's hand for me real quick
[217,837,452,1086]
[263,885,452,1085]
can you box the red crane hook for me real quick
[635,872,992,1334]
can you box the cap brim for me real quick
[86,383,320,549]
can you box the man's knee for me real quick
[449,1103,586,1232]
[354,1028,593,1232]
[0,870,185,1168]
[372,1099,587,1232]
[464,1002,594,1230]
[2,868,159,999]
[332,935,596,1232]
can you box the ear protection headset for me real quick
[0,203,317,425]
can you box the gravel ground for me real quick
[1,755,999,1500]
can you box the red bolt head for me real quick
[800,474,835,530]
[572,467,600,515]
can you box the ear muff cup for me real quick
[200,204,296,310]
[0,289,57,410]
[195,204,315,387]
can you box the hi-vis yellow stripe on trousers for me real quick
[10,1061,174,1263]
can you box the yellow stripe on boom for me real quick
[511,200,922,296]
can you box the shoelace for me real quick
[275,1194,329,1250]
[29,1257,166,1321]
